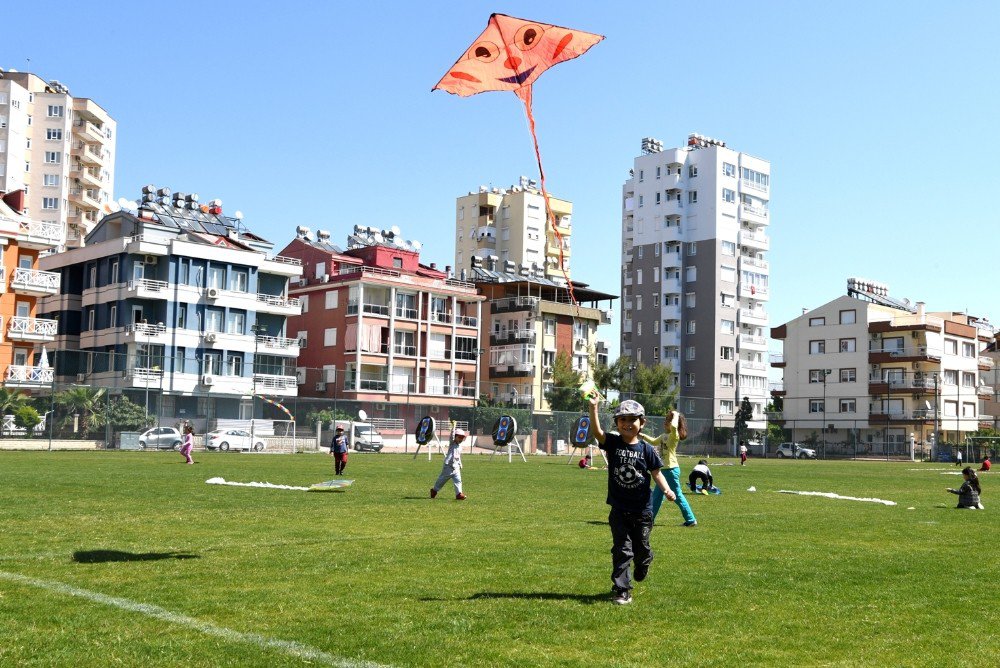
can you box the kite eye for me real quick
[470,41,500,62]
[513,24,544,51]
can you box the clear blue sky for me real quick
[8,1,999,360]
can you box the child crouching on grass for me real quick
[587,396,675,605]
[947,467,984,509]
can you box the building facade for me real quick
[455,177,573,284]
[771,279,995,452]
[38,189,302,427]
[621,135,770,427]
[0,190,63,392]
[282,226,484,412]
[0,69,116,248]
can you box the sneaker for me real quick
[700,489,709,495]
[683,520,698,527]
[611,589,632,605]
[456,493,467,500]
[634,563,649,582]
[430,488,437,499]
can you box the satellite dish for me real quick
[234,211,244,220]
[358,409,368,422]
[390,225,401,237]
[118,197,130,208]
[411,240,422,250]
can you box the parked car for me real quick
[775,442,817,459]
[206,429,267,452]
[334,420,385,453]
[139,427,183,450]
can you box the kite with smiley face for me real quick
[434,14,603,303]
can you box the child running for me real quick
[431,425,467,501]
[587,396,675,605]
[180,426,195,465]
[947,467,984,509]
[640,410,696,526]
[330,425,349,476]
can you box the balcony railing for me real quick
[5,365,55,385]
[395,306,418,319]
[8,316,58,338]
[491,330,536,345]
[267,255,303,266]
[12,267,61,292]
[344,377,388,392]
[127,278,169,293]
[868,375,937,390]
[253,374,298,390]
[977,385,995,398]
[430,311,453,324]
[456,315,478,328]
[770,353,785,364]
[17,219,63,245]
[740,308,769,321]
[393,344,417,356]
[491,296,539,313]
[124,322,167,336]
[980,357,995,370]
[346,302,390,316]
[740,334,767,346]
[256,293,301,308]
[339,265,400,279]
[127,367,164,382]
[257,335,300,349]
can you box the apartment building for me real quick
[621,135,770,427]
[0,69,116,248]
[0,190,63,392]
[38,188,302,426]
[981,333,1000,431]
[281,226,484,412]
[470,256,614,412]
[455,177,573,285]
[771,279,995,451]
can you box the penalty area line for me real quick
[0,570,393,668]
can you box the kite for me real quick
[257,395,295,422]
[434,13,604,305]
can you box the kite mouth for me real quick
[497,65,537,85]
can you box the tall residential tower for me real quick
[621,134,771,428]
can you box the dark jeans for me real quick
[608,507,653,592]
[689,470,712,491]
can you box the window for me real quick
[720,267,736,283]
[944,339,958,355]
[110,261,119,284]
[687,242,697,256]
[206,310,223,333]
[43,174,59,187]
[44,151,61,164]
[685,346,696,361]
[638,169,644,181]
[636,269,643,284]
[47,105,65,117]
[721,240,736,256]
[685,292,696,308]
[636,321,642,336]
[686,400,696,413]
[638,195,644,208]
[636,295,643,310]
[232,270,248,292]
[227,312,245,335]
[720,346,734,360]
[962,371,976,387]
[943,369,958,385]
[655,192,661,205]
[545,318,556,335]
[722,188,736,203]
[300,295,309,313]
[655,166,661,179]
[720,373,734,387]
[839,399,856,413]
[325,291,338,309]
[685,373,696,387]
[654,244,661,257]
[720,293,736,308]
[839,310,856,324]
[324,328,338,347]
[109,305,117,328]
[46,128,63,140]
[809,317,825,327]
[685,266,696,282]
[688,191,698,204]
[723,162,736,177]
[653,268,660,283]
[740,167,769,190]
[227,354,243,377]
[808,369,827,383]
[809,400,825,413]
[963,402,976,417]
[688,165,698,178]
[944,400,958,417]
[653,320,659,334]
[809,340,826,354]
[840,368,857,383]
[839,338,856,353]
[207,266,224,289]
[686,320,696,334]
[42,197,59,210]
[962,341,975,358]
[719,400,734,415]
[721,320,735,335]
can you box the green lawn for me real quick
[1,452,997,667]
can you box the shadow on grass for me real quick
[422,591,610,604]
[73,550,200,563]
[583,520,608,526]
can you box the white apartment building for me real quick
[455,176,572,284]
[771,279,995,454]
[622,135,770,427]
[0,69,116,248]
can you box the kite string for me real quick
[516,87,579,309]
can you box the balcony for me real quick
[11,267,60,296]
[740,231,770,251]
[868,375,938,393]
[344,376,388,392]
[124,367,164,388]
[256,335,301,355]
[740,307,769,324]
[661,199,684,216]
[739,203,769,224]
[491,296,539,314]
[455,315,478,328]
[5,365,55,388]
[977,385,995,399]
[261,255,304,278]
[739,284,770,300]
[740,256,770,272]
[869,409,936,423]
[69,187,102,211]
[395,306,419,320]
[979,356,995,371]
[739,334,768,350]
[7,316,58,342]
[491,330,536,345]
[253,373,298,392]
[490,363,535,378]
[346,301,391,317]
[741,359,767,372]
[73,119,107,144]
[16,219,63,249]
[770,353,785,367]
[574,337,589,350]
[255,292,301,316]
[868,346,942,364]
[124,278,170,301]
[392,344,417,357]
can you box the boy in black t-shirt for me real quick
[587,396,676,605]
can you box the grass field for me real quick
[1,451,997,667]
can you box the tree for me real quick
[593,358,628,397]
[545,350,584,412]
[105,396,155,435]
[54,387,107,434]
[735,396,754,444]
[305,407,352,429]
[14,406,42,437]
[631,362,678,417]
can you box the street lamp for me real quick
[628,363,637,400]
[821,369,832,456]
[250,322,267,445]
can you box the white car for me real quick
[775,442,817,459]
[206,429,266,452]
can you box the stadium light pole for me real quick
[822,369,832,457]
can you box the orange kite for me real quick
[434,13,604,303]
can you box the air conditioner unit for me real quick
[871,364,879,371]
[203,332,217,343]
[543,365,553,374]
[206,287,220,299]
[298,278,308,287]
[76,373,86,382]
[297,338,307,348]
[870,333,879,340]
[321,274,330,283]
[143,255,158,265]
[912,362,920,369]
[201,375,215,386]
[315,382,326,391]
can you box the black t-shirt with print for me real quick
[599,432,664,513]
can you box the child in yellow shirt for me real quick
[640,410,697,526]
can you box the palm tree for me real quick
[54,387,107,434]
[0,388,33,436]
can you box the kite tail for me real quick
[515,86,578,309]
[256,395,295,422]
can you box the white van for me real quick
[334,420,384,453]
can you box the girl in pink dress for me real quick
[181,426,195,464]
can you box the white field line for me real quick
[776,490,897,506]
[0,570,393,668]
[206,477,310,491]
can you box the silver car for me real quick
[775,442,817,459]
[139,427,183,450]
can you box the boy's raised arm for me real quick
[587,395,606,445]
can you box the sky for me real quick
[6,0,999,362]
